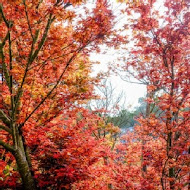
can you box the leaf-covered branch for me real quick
[19,53,77,128]
[14,13,55,115]
[0,139,15,153]
[0,3,10,27]
[0,109,10,126]
[23,0,34,39]
[0,124,12,134]
[0,32,10,87]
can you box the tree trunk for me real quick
[169,167,175,190]
[188,147,190,190]
[168,131,175,190]
[14,146,37,190]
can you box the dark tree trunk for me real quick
[14,146,37,190]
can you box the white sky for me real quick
[90,53,147,110]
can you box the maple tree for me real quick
[118,0,190,189]
[0,0,117,189]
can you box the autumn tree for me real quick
[118,0,190,189]
[0,0,117,189]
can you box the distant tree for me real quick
[89,79,126,120]
[107,109,135,128]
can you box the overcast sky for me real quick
[90,52,147,110]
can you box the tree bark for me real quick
[14,141,37,190]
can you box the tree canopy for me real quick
[0,0,189,189]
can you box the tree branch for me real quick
[30,14,54,64]
[19,54,75,128]
[0,140,15,153]
[0,109,10,126]
[14,13,54,115]
[0,4,10,27]
[19,43,88,128]
[0,32,10,88]
[0,124,12,134]
[23,0,34,39]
